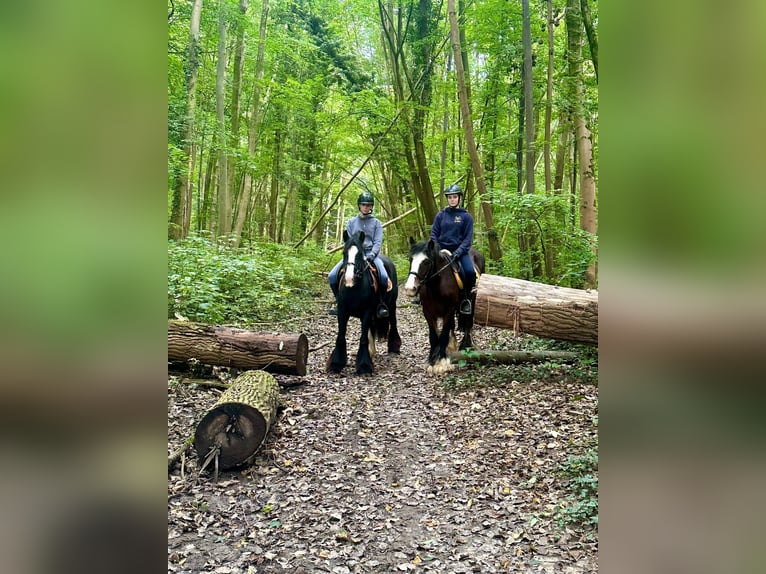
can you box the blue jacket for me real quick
[430,206,473,258]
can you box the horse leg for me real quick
[458,312,475,351]
[385,305,401,354]
[427,321,441,366]
[355,311,374,375]
[430,314,457,375]
[327,314,349,373]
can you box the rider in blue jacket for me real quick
[328,192,390,318]
[430,183,476,314]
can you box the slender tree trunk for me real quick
[200,141,217,232]
[232,0,269,247]
[553,128,568,192]
[544,0,554,193]
[447,0,501,260]
[227,0,249,226]
[522,0,535,199]
[580,0,598,82]
[566,0,597,287]
[439,52,451,195]
[215,0,231,237]
[522,0,542,278]
[169,0,204,239]
[268,129,281,241]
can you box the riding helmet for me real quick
[444,183,463,196]
[357,191,375,206]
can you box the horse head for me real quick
[405,237,442,297]
[342,230,367,288]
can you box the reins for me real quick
[409,254,452,286]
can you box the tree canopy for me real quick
[168,0,598,288]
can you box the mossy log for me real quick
[474,274,598,345]
[447,350,579,364]
[168,320,308,375]
[194,370,279,471]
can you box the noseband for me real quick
[409,254,451,285]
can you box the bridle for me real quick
[408,251,452,287]
[342,246,371,283]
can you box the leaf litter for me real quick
[169,302,597,573]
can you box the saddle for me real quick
[340,263,392,293]
[440,249,481,290]
[368,263,393,293]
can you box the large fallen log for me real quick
[168,320,308,376]
[474,274,598,345]
[194,370,279,472]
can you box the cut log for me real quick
[194,370,279,471]
[448,350,579,365]
[475,274,598,344]
[168,320,308,375]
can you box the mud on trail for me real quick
[168,302,598,573]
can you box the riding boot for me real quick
[329,281,339,316]
[459,279,474,314]
[376,294,389,318]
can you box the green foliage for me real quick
[556,444,599,529]
[440,337,597,393]
[168,235,333,326]
[495,193,597,287]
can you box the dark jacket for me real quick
[430,206,473,258]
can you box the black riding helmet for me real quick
[357,191,375,206]
[444,183,462,196]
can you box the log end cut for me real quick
[194,403,268,470]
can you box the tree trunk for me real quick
[215,0,231,237]
[474,274,598,344]
[194,370,279,471]
[169,0,204,240]
[567,0,597,287]
[580,0,598,82]
[522,0,542,279]
[577,118,597,287]
[447,0,501,260]
[227,0,249,229]
[233,0,269,247]
[168,320,309,376]
[544,0,554,193]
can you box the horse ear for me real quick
[427,239,436,254]
[359,231,366,243]
[409,236,415,247]
[343,229,349,242]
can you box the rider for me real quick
[430,183,476,315]
[328,191,390,318]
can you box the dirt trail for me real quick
[168,303,598,573]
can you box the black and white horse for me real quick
[327,230,401,374]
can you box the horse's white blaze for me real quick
[344,245,359,287]
[404,252,428,296]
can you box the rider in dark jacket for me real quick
[430,183,476,314]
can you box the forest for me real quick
[168,0,598,291]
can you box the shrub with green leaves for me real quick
[168,236,333,326]
[556,444,598,529]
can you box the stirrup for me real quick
[376,303,389,318]
[459,299,472,315]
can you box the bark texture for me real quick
[474,274,598,344]
[194,370,279,470]
[168,320,309,375]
